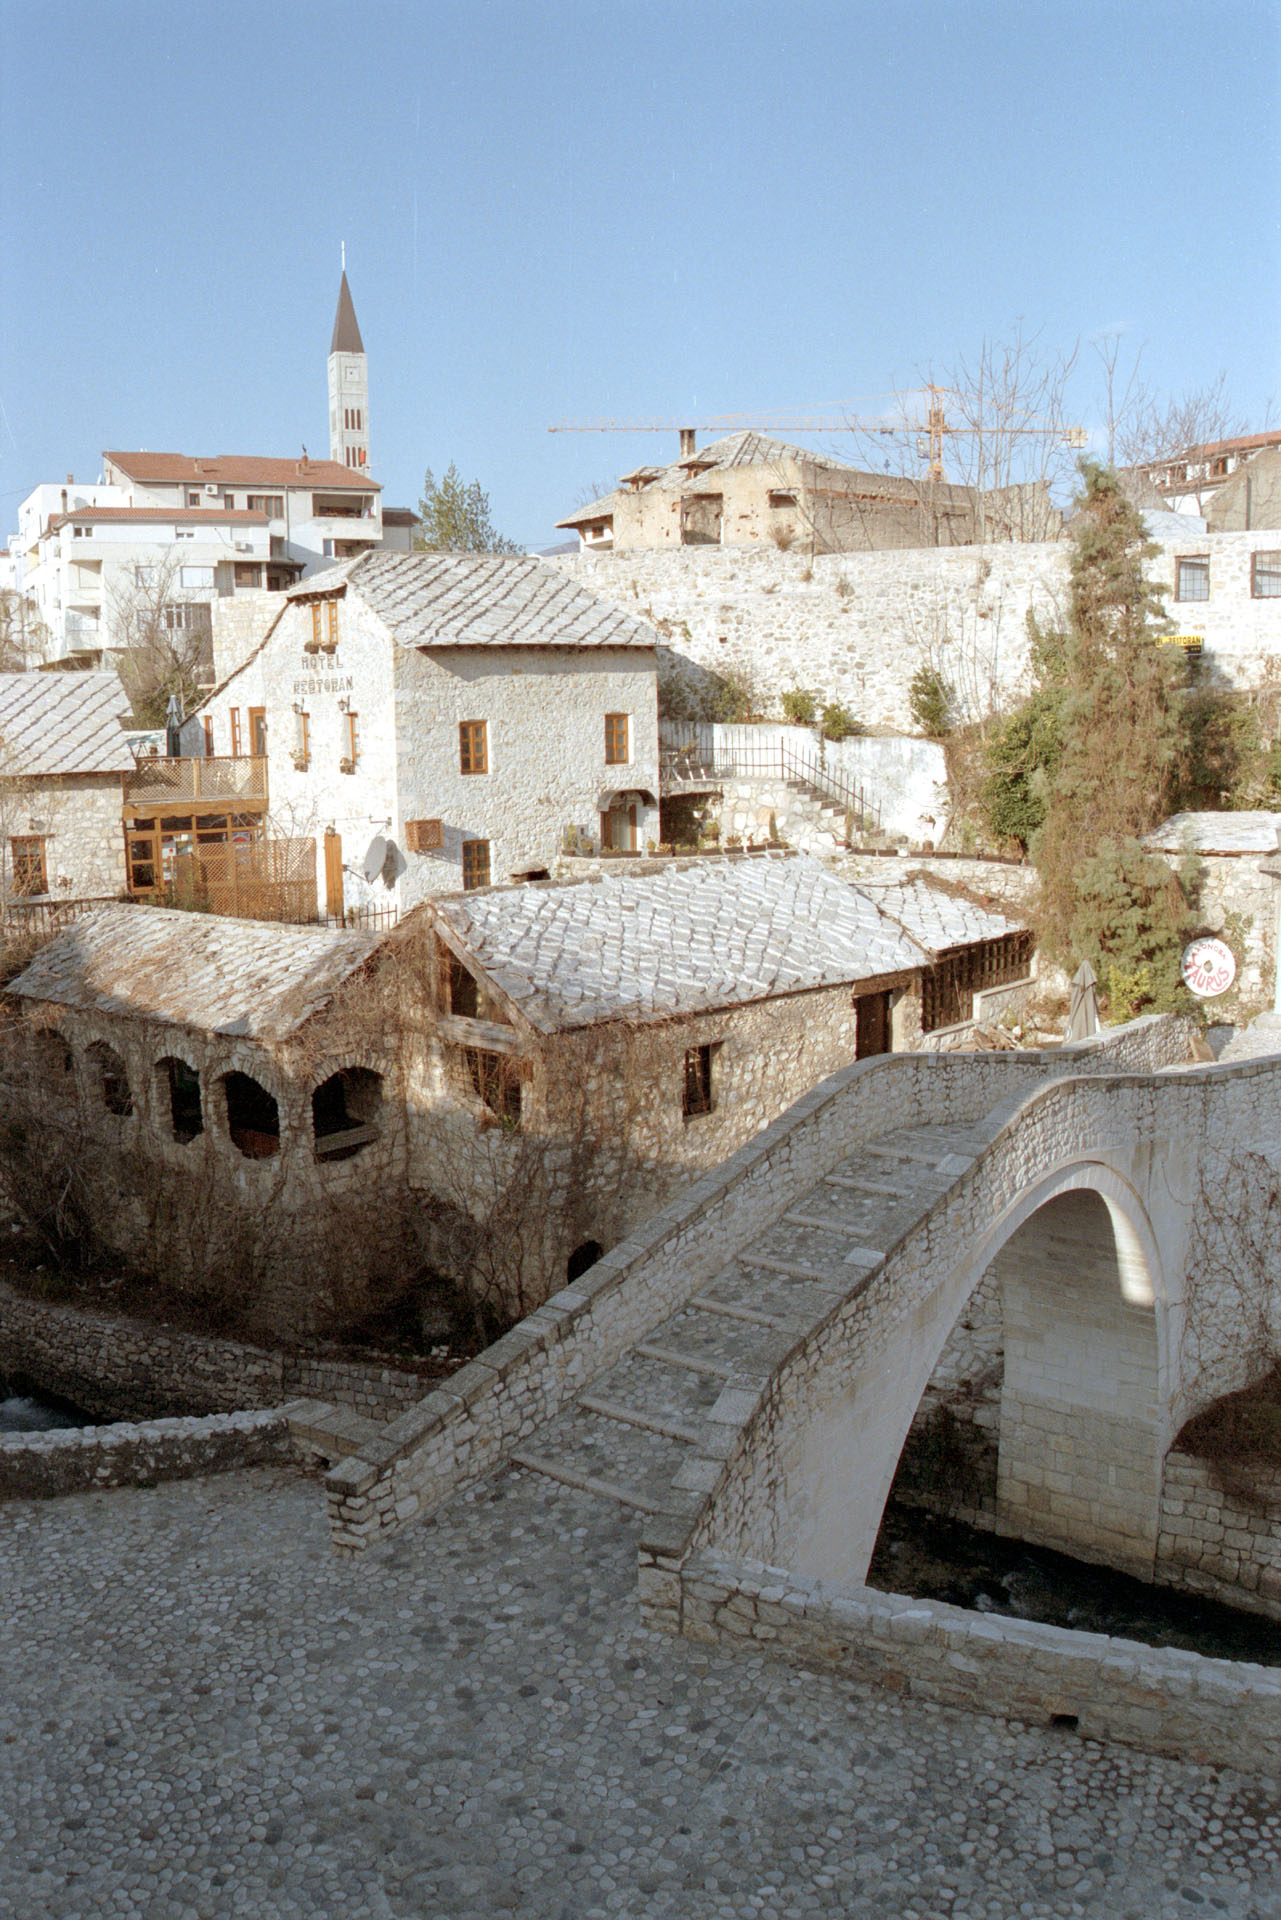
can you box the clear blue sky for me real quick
[2,0,1278,547]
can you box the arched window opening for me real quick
[33,1029,74,1079]
[87,1041,132,1117]
[222,1072,280,1159]
[312,1067,382,1161]
[157,1056,203,1143]
[567,1240,603,1283]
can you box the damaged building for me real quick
[557,431,1061,555]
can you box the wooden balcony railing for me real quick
[123,755,268,809]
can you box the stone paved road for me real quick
[2,1465,1279,1920]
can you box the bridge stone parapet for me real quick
[323,1014,1193,1552]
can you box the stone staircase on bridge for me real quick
[510,1113,1003,1519]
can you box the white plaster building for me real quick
[200,551,662,917]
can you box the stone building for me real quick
[3,904,405,1334]
[557,431,1059,556]
[3,852,1035,1334]
[0,672,134,904]
[1145,810,1281,1014]
[198,550,663,917]
[849,874,1034,1041]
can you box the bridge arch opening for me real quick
[885,1182,1163,1580]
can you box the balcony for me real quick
[123,755,268,812]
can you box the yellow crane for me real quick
[549,389,1087,484]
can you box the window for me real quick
[462,839,490,890]
[294,710,310,767]
[87,1042,133,1118]
[246,494,284,517]
[134,566,155,588]
[343,710,359,769]
[165,602,211,633]
[223,493,236,510]
[72,524,92,538]
[222,1071,280,1159]
[1252,551,1281,599]
[459,719,488,774]
[604,713,630,765]
[202,716,214,754]
[229,708,243,755]
[175,527,196,540]
[179,566,215,589]
[187,491,201,507]
[310,602,323,647]
[446,950,479,1016]
[10,836,46,896]
[683,1043,716,1118]
[312,1067,382,1161]
[234,563,262,588]
[1175,556,1210,603]
[248,707,267,756]
[325,599,339,648]
[158,1056,203,1143]
[768,490,798,508]
[466,1048,521,1125]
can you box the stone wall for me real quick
[661,1548,1281,1775]
[1153,849,1279,1016]
[0,1407,294,1500]
[7,773,127,902]
[0,1281,426,1421]
[1156,1449,1281,1619]
[554,530,1281,732]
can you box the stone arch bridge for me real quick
[325,1016,1281,1618]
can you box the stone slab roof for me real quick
[0,673,134,776]
[298,550,658,650]
[8,905,382,1042]
[431,853,929,1032]
[850,875,1025,956]
[1145,812,1281,855]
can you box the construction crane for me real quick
[549,389,1087,484]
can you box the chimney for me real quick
[679,428,697,459]
[65,473,74,485]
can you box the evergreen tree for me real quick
[1035,461,1186,959]
[414,465,521,554]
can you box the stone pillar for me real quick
[994,1189,1162,1579]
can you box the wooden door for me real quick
[855,991,892,1059]
[323,828,344,917]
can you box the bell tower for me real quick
[328,252,370,472]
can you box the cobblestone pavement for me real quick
[2,1465,1280,1920]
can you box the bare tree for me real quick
[843,324,1081,543]
[0,590,48,670]
[107,550,214,725]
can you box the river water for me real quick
[869,1502,1281,1669]
[0,1379,95,1433]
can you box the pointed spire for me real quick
[330,270,364,355]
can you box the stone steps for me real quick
[510,1115,999,1520]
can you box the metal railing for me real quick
[1,895,120,938]
[123,755,268,808]
[659,734,881,832]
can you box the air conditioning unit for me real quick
[204,483,219,495]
